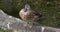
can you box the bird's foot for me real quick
[23,24,27,27]
[23,22,33,28]
[23,23,33,28]
[28,24,33,28]
[23,22,28,27]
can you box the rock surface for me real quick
[0,9,60,32]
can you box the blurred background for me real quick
[0,0,60,28]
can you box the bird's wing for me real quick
[29,10,42,21]
[32,10,42,17]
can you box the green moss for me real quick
[0,28,13,32]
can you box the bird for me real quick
[19,4,42,28]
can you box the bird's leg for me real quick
[23,21,28,27]
[27,21,33,28]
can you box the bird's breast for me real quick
[19,10,34,21]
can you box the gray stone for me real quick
[0,9,60,32]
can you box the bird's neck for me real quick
[24,8,29,12]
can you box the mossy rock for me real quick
[0,0,60,28]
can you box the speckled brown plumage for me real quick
[19,4,42,22]
[19,4,42,28]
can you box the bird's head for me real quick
[24,4,31,12]
[25,4,30,9]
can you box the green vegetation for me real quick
[0,28,13,32]
[0,0,60,28]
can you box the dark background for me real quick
[0,0,60,28]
